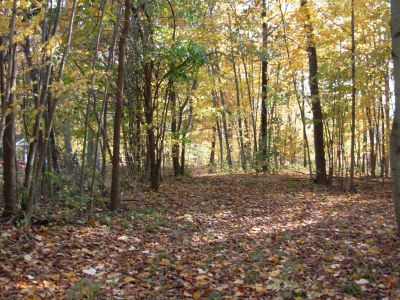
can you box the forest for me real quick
[0,0,399,298]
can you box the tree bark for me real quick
[144,63,159,190]
[349,0,356,192]
[260,0,268,160]
[210,125,216,167]
[2,46,17,220]
[110,0,131,211]
[301,0,327,184]
[390,0,400,234]
[170,88,181,176]
[242,54,257,157]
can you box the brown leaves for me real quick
[0,173,399,298]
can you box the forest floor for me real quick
[0,171,399,299]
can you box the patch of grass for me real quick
[282,232,292,240]
[283,260,304,275]
[207,291,223,300]
[244,272,260,283]
[360,272,376,282]
[155,252,174,261]
[285,177,296,189]
[131,208,170,232]
[98,212,113,225]
[340,283,363,296]
[120,218,132,230]
[248,250,265,263]
[292,290,307,298]
[66,278,101,300]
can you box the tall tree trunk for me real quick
[301,0,327,184]
[242,54,257,158]
[214,63,232,168]
[390,0,400,235]
[110,0,131,211]
[144,63,159,190]
[80,0,106,197]
[180,104,193,176]
[382,71,391,177]
[366,106,376,177]
[0,38,6,151]
[349,0,356,192]
[209,65,224,169]
[384,69,391,177]
[2,46,17,220]
[278,0,312,183]
[260,0,268,160]
[2,0,18,219]
[228,13,246,171]
[232,53,246,171]
[101,7,120,194]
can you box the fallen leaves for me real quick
[0,172,399,299]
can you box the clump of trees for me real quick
[0,0,398,233]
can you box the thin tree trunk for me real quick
[144,63,159,190]
[349,0,356,192]
[232,53,246,171]
[242,54,257,158]
[170,87,181,176]
[278,0,313,183]
[25,0,76,224]
[366,106,376,177]
[210,125,216,167]
[110,0,131,211]
[80,0,106,197]
[260,0,268,159]
[214,63,232,168]
[180,104,193,176]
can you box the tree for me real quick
[260,0,269,161]
[2,0,17,220]
[110,0,131,211]
[390,0,400,235]
[300,0,327,184]
[349,0,356,192]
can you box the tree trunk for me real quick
[232,54,246,171]
[260,0,268,159]
[180,104,193,176]
[110,0,131,211]
[214,63,232,168]
[210,125,216,167]
[349,0,356,192]
[170,88,181,176]
[2,46,17,220]
[242,54,257,158]
[366,106,376,177]
[390,0,400,235]
[301,0,327,184]
[228,14,246,171]
[144,63,159,190]
[24,0,69,224]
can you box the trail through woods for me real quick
[1,172,399,299]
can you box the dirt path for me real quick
[0,173,399,299]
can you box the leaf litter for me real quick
[0,172,399,299]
